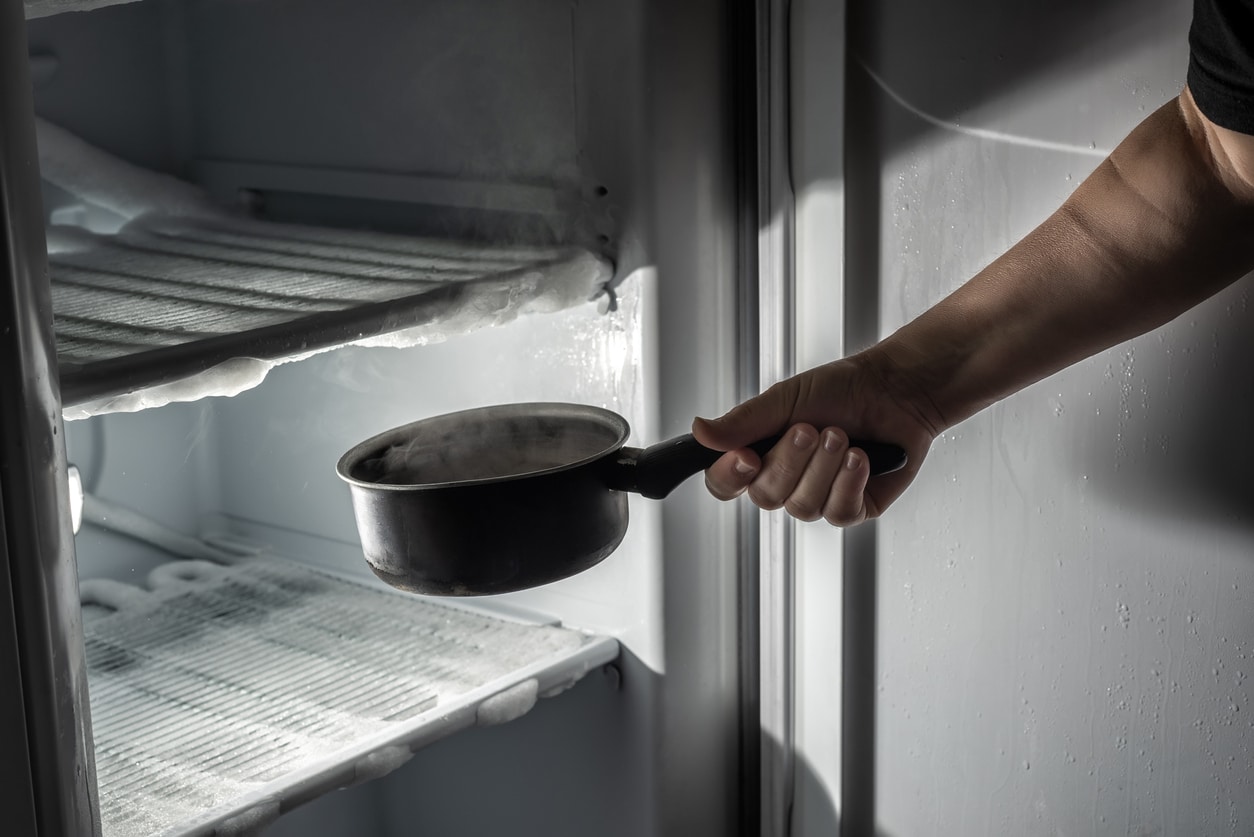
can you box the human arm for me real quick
[695,88,1254,525]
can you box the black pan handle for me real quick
[603,433,907,501]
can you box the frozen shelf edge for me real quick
[52,218,611,415]
[79,556,619,837]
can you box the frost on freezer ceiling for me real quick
[34,119,614,420]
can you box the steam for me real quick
[351,408,624,486]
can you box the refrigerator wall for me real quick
[824,0,1254,834]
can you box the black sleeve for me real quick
[1188,0,1254,134]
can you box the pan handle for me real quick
[604,433,907,501]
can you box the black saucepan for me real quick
[336,402,906,596]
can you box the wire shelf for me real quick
[51,215,610,414]
[80,557,617,837]
[34,118,612,416]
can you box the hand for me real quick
[692,354,938,526]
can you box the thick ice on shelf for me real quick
[60,250,608,420]
[36,117,614,419]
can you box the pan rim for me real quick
[335,401,632,491]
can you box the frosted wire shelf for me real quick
[79,557,618,837]
[50,216,610,411]
[34,117,611,415]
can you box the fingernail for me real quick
[845,451,860,471]
[792,427,814,448]
[734,457,756,476]
[823,430,840,453]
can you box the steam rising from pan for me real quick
[336,403,634,596]
[350,407,627,487]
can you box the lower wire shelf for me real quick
[79,556,619,837]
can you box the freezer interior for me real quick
[23,0,726,833]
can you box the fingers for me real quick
[703,449,762,501]
[703,424,873,527]
[782,428,850,521]
[819,442,870,526]
[692,380,799,452]
[747,424,822,512]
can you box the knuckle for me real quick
[765,380,794,403]
[704,474,745,502]
[768,457,804,481]
[823,499,866,528]
[784,497,822,522]
[707,471,742,504]
[747,485,785,511]
[822,510,853,527]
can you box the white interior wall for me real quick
[182,0,581,183]
[65,402,217,580]
[855,0,1254,834]
[203,279,659,657]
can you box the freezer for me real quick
[8,0,1252,835]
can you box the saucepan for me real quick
[336,402,906,596]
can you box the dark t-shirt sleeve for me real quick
[1188,0,1254,134]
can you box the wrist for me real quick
[849,337,957,439]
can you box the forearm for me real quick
[865,91,1254,434]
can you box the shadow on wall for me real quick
[790,747,903,837]
[841,0,1188,350]
[847,0,1183,156]
[759,732,907,837]
[1080,278,1254,536]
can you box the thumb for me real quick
[692,381,799,451]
